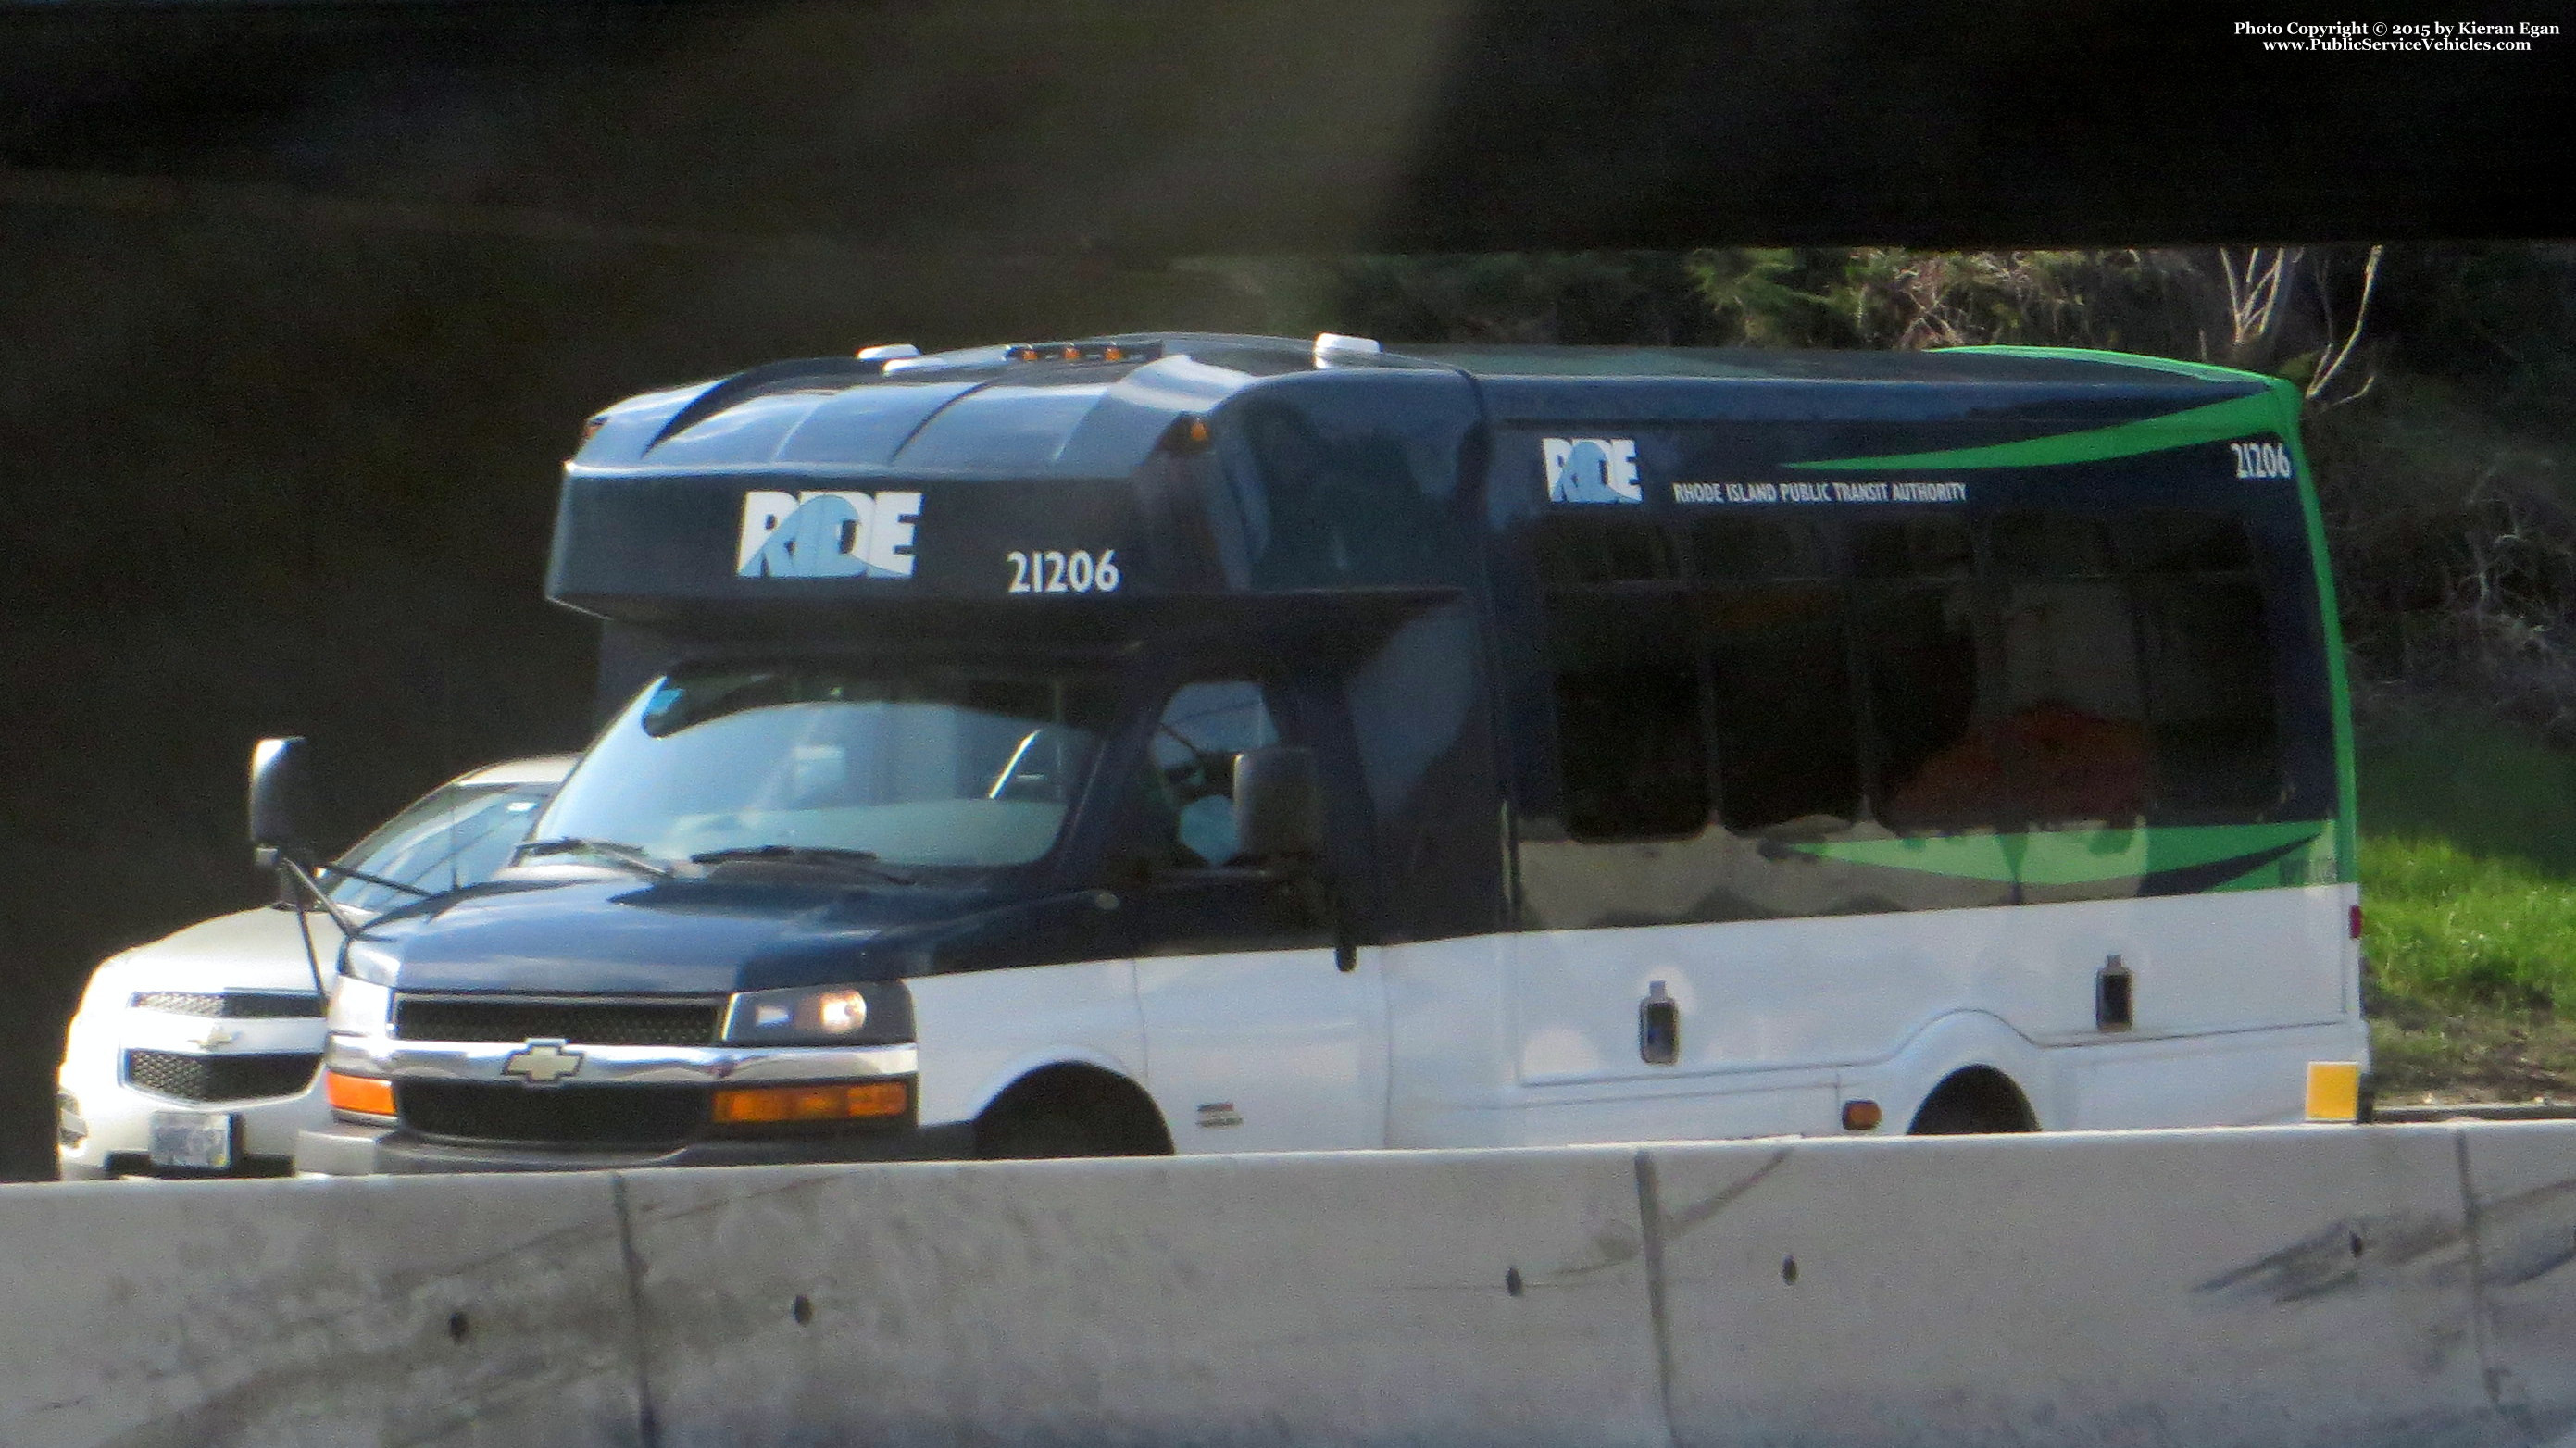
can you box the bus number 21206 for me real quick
[1006,549,1122,593]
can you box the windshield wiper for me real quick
[513,837,676,879]
[315,863,434,899]
[689,844,916,885]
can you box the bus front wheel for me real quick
[973,1064,1174,1159]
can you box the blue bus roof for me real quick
[570,335,2271,481]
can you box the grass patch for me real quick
[2358,705,2576,1100]
[2363,836,2576,1011]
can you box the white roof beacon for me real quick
[1312,332,1382,366]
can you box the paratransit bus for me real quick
[291,331,2368,1174]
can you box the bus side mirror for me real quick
[248,736,319,868]
[1233,746,1323,863]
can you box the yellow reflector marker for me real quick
[713,1080,908,1125]
[327,1071,395,1117]
[2306,1061,2362,1121]
[1840,1099,1882,1131]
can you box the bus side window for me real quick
[1857,578,1991,830]
[1848,517,1992,832]
[1539,517,1707,841]
[1989,511,2151,827]
[1692,518,1861,833]
[2123,512,2282,818]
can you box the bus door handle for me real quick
[1640,981,1681,1065]
[2097,955,2134,1030]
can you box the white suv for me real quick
[56,755,573,1180]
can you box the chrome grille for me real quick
[131,991,323,1018]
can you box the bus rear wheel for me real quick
[1907,1067,2038,1135]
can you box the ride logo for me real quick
[1544,438,1643,504]
[737,490,923,578]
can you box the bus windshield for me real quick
[326,780,558,912]
[534,662,1121,870]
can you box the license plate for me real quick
[148,1111,239,1171]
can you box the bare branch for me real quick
[2307,243,2384,403]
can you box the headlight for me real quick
[721,981,912,1047]
[328,977,394,1035]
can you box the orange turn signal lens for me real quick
[327,1071,395,1117]
[712,1080,908,1125]
[1840,1099,1883,1131]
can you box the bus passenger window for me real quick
[2120,510,2256,573]
[1690,517,1829,580]
[1988,512,2151,826]
[1989,510,2115,577]
[1538,518,1679,587]
[1701,585,1860,831]
[1546,591,1708,840]
[2137,580,2282,815]
[1857,582,1992,831]
[1849,516,1972,580]
[1994,580,2150,825]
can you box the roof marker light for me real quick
[857,343,920,361]
[1314,332,1382,365]
[1003,341,1164,365]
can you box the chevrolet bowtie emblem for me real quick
[188,1024,242,1051]
[500,1038,585,1085]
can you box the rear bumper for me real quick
[294,1117,978,1175]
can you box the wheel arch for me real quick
[1871,1009,2053,1134]
[974,1059,1174,1155]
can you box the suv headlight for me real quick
[721,980,912,1047]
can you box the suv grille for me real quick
[131,991,322,1018]
[125,1049,320,1104]
[394,996,721,1047]
[397,1081,707,1147]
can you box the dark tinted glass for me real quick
[1690,518,1830,580]
[2137,579,2282,814]
[1989,511,2115,578]
[1702,586,1861,830]
[1995,580,2151,823]
[1858,583,1991,830]
[2120,510,2256,573]
[1849,517,1973,580]
[1547,591,1708,839]
[1536,518,1678,587]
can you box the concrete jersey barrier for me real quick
[0,1123,2569,1447]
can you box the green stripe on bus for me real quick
[1784,391,2281,473]
[1935,345,2281,387]
[1792,821,2327,886]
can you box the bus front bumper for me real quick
[294,1117,979,1175]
